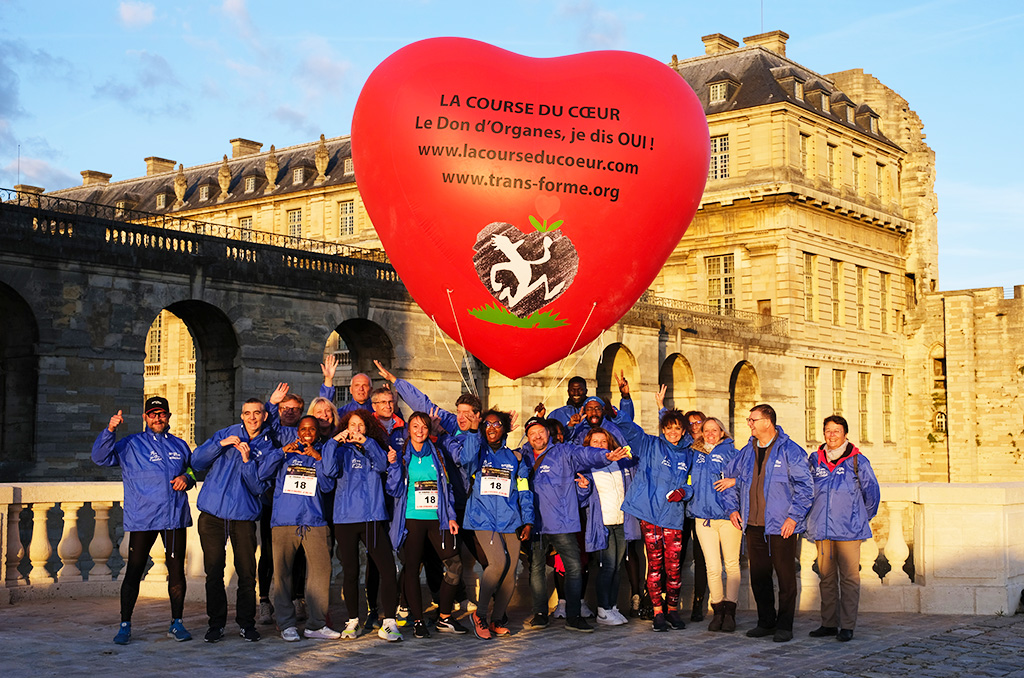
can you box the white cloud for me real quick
[118,1,156,29]
[0,155,76,191]
[295,37,353,109]
[558,1,627,49]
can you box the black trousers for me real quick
[335,521,399,618]
[120,528,187,622]
[198,512,258,630]
[745,525,799,631]
[400,519,462,621]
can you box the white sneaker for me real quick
[304,626,341,640]
[596,607,620,626]
[281,626,300,642]
[580,600,594,618]
[378,618,402,642]
[342,619,361,640]
[611,606,629,624]
[552,599,567,618]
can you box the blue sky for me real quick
[2,0,1021,292]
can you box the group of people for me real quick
[92,358,880,647]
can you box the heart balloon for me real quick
[352,38,709,380]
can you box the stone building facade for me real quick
[31,30,1023,484]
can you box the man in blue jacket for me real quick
[724,404,813,643]
[548,376,589,428]
[191,398,278,643]
[92,396,194,645]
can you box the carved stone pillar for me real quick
[5,504,26,585]
[882,501,912,584]
[89,502,114,579]
[57,502,85,582]
[28,502,56,584]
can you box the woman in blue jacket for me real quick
[387,411,467,638]
[686,416,741,632]
[611,377,692,632]
[459,409,534,639]
[321,409,402,642]
[806,415,880,643]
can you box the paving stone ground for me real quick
[2,591,1023,677]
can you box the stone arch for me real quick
[163,300,239,445]
[659,353,696,411]
[729,361,761,435]
[326,318,396,391]
[595,343,637,402]
[0,282,39,481]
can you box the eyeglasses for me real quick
[279,406,302,413]
[484,421,504,429]
[689,419,704,427]
[146,411,170,419]
[746,417,766,424]
[372,400,393,406]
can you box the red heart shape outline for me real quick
[353,38,709,379]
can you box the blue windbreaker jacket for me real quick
[393,379,459,435]
[320,437,392,524]
[386,439,458,549]
[192,423,278,521]
[524,442,611,534]
[806,444,881,542]
[262,441,335,528]
[723,426,814,535]
[580,455,642,552]
[92,427,193,532]
[459,431,534,534]
[685,438,739,521]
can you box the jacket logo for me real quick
[149,450,160,463]
[815,467,829,478]
[539,464,551,474]
[695,454,706,464]
[773,460,783,468]
[676,462,688,472]
[661,459,671,468]
[351,458,363,469]
[711,454,724,464]
[835,467,845,475]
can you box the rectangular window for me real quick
[831,259,843,325]
[708,135,730,180]
[156,194,166,209]
[239,216,253,242]
[186,392,196,446]
[339,200,356,236]
[706,254,735,313]
[287,208,302,238]
[344,157,354,174]
[882,374,893,442]
[709,82,727,103]
[199,185,209,201]
[293,167,305,184]
[880,271,890,333]
[805,367,819,442]
[856,265,867,329]
[803,252,816,322]
[827,143,837,184]
[115,200,126,218]
[832,369,845,416]
[794,80,804,101]
[146,313,162,370]
[876,163,886,199]
[852,153,862,194]
[858,372,870,442]
[245,175,256,192]
[799,133,810,173]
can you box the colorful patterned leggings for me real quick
[640,520,683,610]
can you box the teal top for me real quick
[405,452,440,520]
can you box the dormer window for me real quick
[199,185,210,201]
[245,175,256,192]
[706,70,739,106]
[846,107,854,123]
[115,200,126,217]
[156,194,167,209]
[709,82,728,103]
[293,167,305,184]
[794,80,804,100]
[344,157,354,174]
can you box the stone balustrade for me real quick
[2,481,1022,614]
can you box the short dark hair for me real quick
[568,376,587,388]
[750,404,777,426]
[244,397,264,406]
[683,410,706,425]
[407,411,432,431]
[281,393,305,409]
[823,415,849,435]
[659,408,686,430]
[455,392,482,414]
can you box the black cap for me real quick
[524,416,548,434]
[144,396,170,414]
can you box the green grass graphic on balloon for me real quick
[468,303,568,328]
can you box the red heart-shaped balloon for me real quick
[352,38,708,380]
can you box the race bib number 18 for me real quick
[283,465,317,496]
[480,467,511,498]
[414,480,439,510]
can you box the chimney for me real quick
[14,184,44,206]
[145,156,176,176]
[81,170,112,186]
[231,138,263,158]
[702,33,739,55]
[743,30,789,56]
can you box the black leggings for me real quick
[401,519,462,621]
[120,528,187,622]
[335,522,398,619]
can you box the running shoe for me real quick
[281,626,300,642]
[565,616,594,633]
[435,615,468,634]
[396,606,410,627]
[364,607,380,631]
[629,594,641,618]
[294,598,308,622]
[470,612,491,640]
[488,620,511,637]
[611,606,629,625]
[413,620,430,638]
[304,626,342,640]
[240,627,261,642]
[113,621,131,645]
[378,618,402,642]
[552,599,567,618]
[597,607,625,626]
[342,619,361,640]
[257,600,274,625]
[167,619,192,642]
[523,613,549,629]
[666,610,687,630]
[204,626,225,643]
[580,600,595,618]
[652,613,669,632]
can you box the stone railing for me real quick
[3,481,1022,614]
[627,291,790,341]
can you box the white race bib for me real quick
[283,465,317,496]
[480,467,512,498]
[414,480,439,510]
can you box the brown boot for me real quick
[707,603,724,632]
[721,601,736,633]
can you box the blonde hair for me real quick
[701,416,731,441]
[307,397,340,436]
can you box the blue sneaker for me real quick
[113,621,131,645]
[167,618,192,642]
